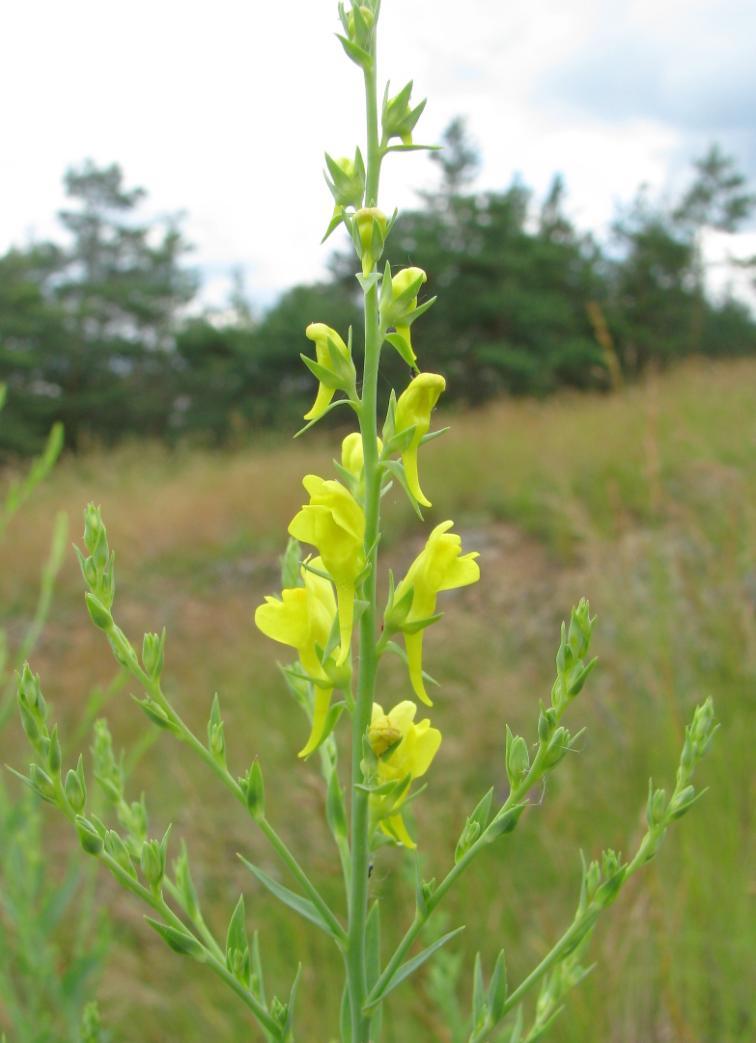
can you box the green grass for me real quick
[1,358,754,1042]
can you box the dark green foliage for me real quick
[0,140,753,455]
[0,161,195,455]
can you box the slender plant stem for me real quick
[50,753,278,1036]
[346,43,383,1043]
[366,750,548,1009]
[120,657,345,943]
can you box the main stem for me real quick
[347,49,382,1043]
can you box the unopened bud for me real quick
[85,593,112,631]
[64,767,87,813]
[244,761,265,819]
[76,816,103,856]
[353,207,388,275]
[141,838,165,889]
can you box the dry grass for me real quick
[1,357,754,1042]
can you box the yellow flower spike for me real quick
[368,700,442,848]
[393,521,480,704]
[303,323,351,421]
[394,372,446,507]
[288,476,366,664]
[253,558,338,758]
[341,432,384,479]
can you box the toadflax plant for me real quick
[12,3,717,1041]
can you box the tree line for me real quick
[1,121,754,455]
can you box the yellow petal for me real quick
[404,630,433,706]
[288,503,324,546]
[298,686,334,759]
[437,552,480,591]
[401,446,431,508]
[404,719,442,777]
[395,324,417,366]
[380,812,416,848]
[303,381,335,421]
[386,700,417,735]
[254,590,309,650]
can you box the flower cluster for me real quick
[254,178,479,844]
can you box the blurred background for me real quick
[0,1,754,1041]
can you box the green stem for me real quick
[498,917,591,1022]
[105,853,279,1036]
[127,660,345,944]
[366,750,547,1009]
[345,45,383,1043]
[51,766,278,1036]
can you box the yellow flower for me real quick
[389,267,427,366]
[368,700,442,848]
[393,521,480,705]
[288,475,366,664]
[303,323,352,422]
[341,431,383,479]
[394,372,446,507]
[254,558,337,758]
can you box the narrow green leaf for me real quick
[488,949,508,1022]
[238,855,333,937]
[472,952,485,1023]
[366,925,465,1007]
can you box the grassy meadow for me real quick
[1,358,754,1042]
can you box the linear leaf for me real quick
[366,925,465,1007]
[239,855,332,936]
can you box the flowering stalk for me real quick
[11,4,718,1042]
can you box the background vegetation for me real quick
[1,124,754,456]
[1,358,752,1041]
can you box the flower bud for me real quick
[382,81,426,146]
[381,266,429,366]
[646,785,668,829]
[353,207,388,275]
[367,713,402,756]
[244,761,265,819]
[83,503,107,561]
[76,816,103,856]
[64,765,87,813]
[18,663,46,718]
[142,630,165,681]
[30,763,55,801]
[325,150,365,210]
[341,432,383,479]
[393,372,446,507]
[141,838,166,890]
[85,592,112,631]
[454,816,481,863]
[505,728,530,788]
[207,693,225,762]
[302,323,355,422]
[105,829,135,875]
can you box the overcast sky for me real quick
[2,0,754,310]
